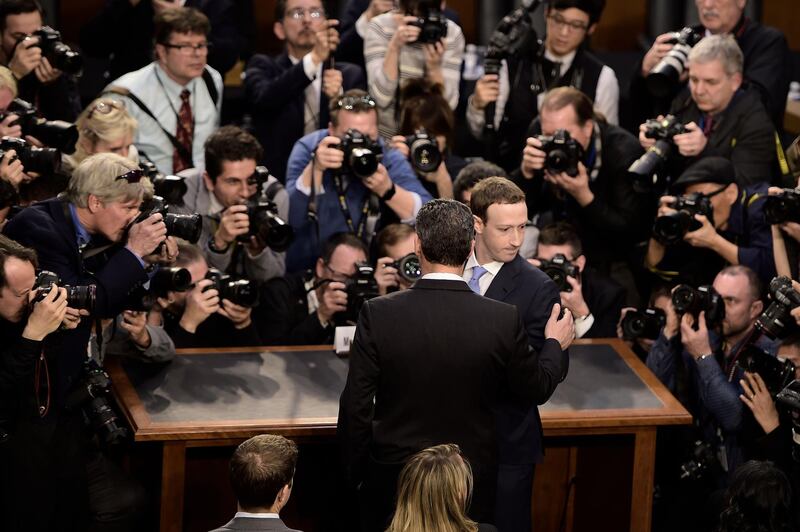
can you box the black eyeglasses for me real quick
[160,42,212,55]
[115,169,144,183]
[336,95,376,110]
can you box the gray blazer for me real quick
[209,516,301,532]
[176,167,289,283]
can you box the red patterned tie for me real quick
[173,89,194,173]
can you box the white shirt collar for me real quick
[464,252,504,277]
[154,62,197,93]
[208,190,226,217]
[421,272,467,283]
[234,512,280,519]
[544,48,577,76]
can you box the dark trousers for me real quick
[495,463,536,532]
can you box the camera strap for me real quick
[34,348,50,418]
[333,174,369,239]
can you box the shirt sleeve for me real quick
[364,17,399,109]
[466,60,510,139]
[594,65,620,125]
[355,12,370,38]
[441,22,465,109]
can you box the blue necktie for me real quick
[468,265,488,294]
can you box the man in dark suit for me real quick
[211,434,302,532]
[338,198,574,531]
[245,0,365,182]
[466,177,572,532]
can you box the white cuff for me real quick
[574,313,595,339]
[295,176,326,196]
[400,192,423,224]
[302,53,320,80]
[355,12,370,39]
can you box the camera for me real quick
[404,128,442,173]
[126,267,193,311]
[65,360,128,447]
[537,254,579,292]
[628,115,688,181]
[755,276,800,340]
[388,253,421,283]
[536,129,584,177]
[0,136,61,175]
[32,270,96,312]
[621,308,667,341]
[776,380,800,443]
[204,268,258,308]
[763,188,800,225]
[339,262,379,325]
[30,26,83,76]
[235,199,294,253]
[652,192,713,246]
[736,344,796,397]
[0,98,78,154]
[679,440,718,483]
[336,129,383,180]
[136,196,202,245]
[646,27,703,98]
[671,284,725,326]
[411,6,448,44]
[139,160,187,207]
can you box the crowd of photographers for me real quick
[0,0,797,530]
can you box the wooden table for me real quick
[107,340,690,532]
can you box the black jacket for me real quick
[580,268,626,339]
[244,52,365,181]
[254,272,333,346]
[163,311,261,349]
[0,320,42,427]
[16,72,81,122]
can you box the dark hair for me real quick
[469,177,525,223]
[399,79,454,152]
[376,223,416,258]
[540,87,596,126]
[549,0,605,25]
[399,0,439,16]
[274,0,326,21]
[154,7,210,44]
[717,461,793,532]
[0,234,37,291]
[229,434,298,511]
[718,265,762,303]
[0,0,42,31]
[174,242,205,268]
[538,222,583,257]
[320,232,369,265]
[204,126,264,183]
[329,89,377,127]
[452,162,508,204]
[415,199,474,267]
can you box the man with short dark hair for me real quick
[452,160,508,205]
[106,7,223,174]
[0,0,81,121]
[339,198,574,530]
[177,125,289,283]
[374,223,416,295]
[245,0,365,182]
[211,434,301,532]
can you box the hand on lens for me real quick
[23,285,67,341]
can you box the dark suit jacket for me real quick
[245,53,365,181]
[338,278,567,518]
[580,268,626,339]
[484,255,563,464]
[210,516,301,532]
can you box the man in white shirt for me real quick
[106,7,222,175]
[211,434,302,532]
[466,0,619,172]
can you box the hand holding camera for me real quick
[311,19,340,66]
[545,303,575,351]
[0,150,24,188]
[520,136,546,178]
[0,113,21,139]
[390,15,422,49]
[680,311,714,359]
[374,256,400,295]
[317,281,348,325]
[559,274,590,320]
[22,283,67,341]
[34,56,61,85]
[672,122,707,158]
[314,136,345,171]
[544,161,593,206]
[471,74,500,111]
[8,36,42,79]
[217,300,253,330]
[127,212,167,259]
[641,32,677,76]
[363,163,393,197]
[179,279,219,334]
[119,310,150,348]
[739,371,781,434]
[215,204,249,249]
[423,40,445,73]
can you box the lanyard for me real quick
[154,68,195,142]
[333,174,370,239]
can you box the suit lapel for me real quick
[484,256,522,302]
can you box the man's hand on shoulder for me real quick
[545,303,575,351]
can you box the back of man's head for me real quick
[549,0,605,25]
[319,232,369,265]
[453,161,507,204]
[154,7,210,44]
[329,89,376,128]
[0,0,41,31]
[66,152,153,208]
[469,176,525,223]
[0,233,36,291]
[415,199,474,267]
[174,242,205,269]
[204,126,264,183]
[688,34,743,76]
[538,222,583,258]
[229,434,298,512]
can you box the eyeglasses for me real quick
[336,95,376,110]
[161,42,212,55]
[87,99,125,120]
[286,7,326,20]
[115,169,144,183]
[547,13,590,32]
[323,262,351,282]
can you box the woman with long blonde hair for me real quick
[66,97,139,174]
[387,444,497,532]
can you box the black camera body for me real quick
[671,284,725,326]
[404,128,442,173]
[31,26,83,75]
[0,98,78,154]
[537,254,580,292]
[629,115,688,181]
[646,27,703,98]
[0,136,61,175]
[736,344,796,397]
[756,276,800,339]
[764,188,800,225]
[339,262,379,325]
[679,440,719,483]
[652,193,714,245]
[643,115,689,141]
[389,253,421,283]
[777,380,800,438]
[137,196,202,245]
[336,129,383,180]
[32,270,96,312]
[235,199,294,253]
[126,267,193,311]
[536,129,584,177]
[204,268,258,308]
[411,7,448,44]
[621,308,667,341]
[65,360,128,446]
[139,160,187,207]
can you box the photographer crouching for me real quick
[1,153,168,531]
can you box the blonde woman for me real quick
[387,444,497,532]
[66,97,139,175]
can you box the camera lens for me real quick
[349,148,379,179]
[221,278,258,308]
[397,254,421,283]
[653,211,693,246]
[164,213,202,244]
[671,285,697,315]
[66,284,96,313]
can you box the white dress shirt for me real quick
[289,53,324,135]
[421,272,468,283]
[233,512,280,519]
[461,253,504,296]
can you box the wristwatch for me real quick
[699,352,715,361]
[381,183,397,201]
[207,236,230,254]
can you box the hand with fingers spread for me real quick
[23,285,68,341]
[127,213,167,259]
[739,371,780,434]
[680,311,713,359]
